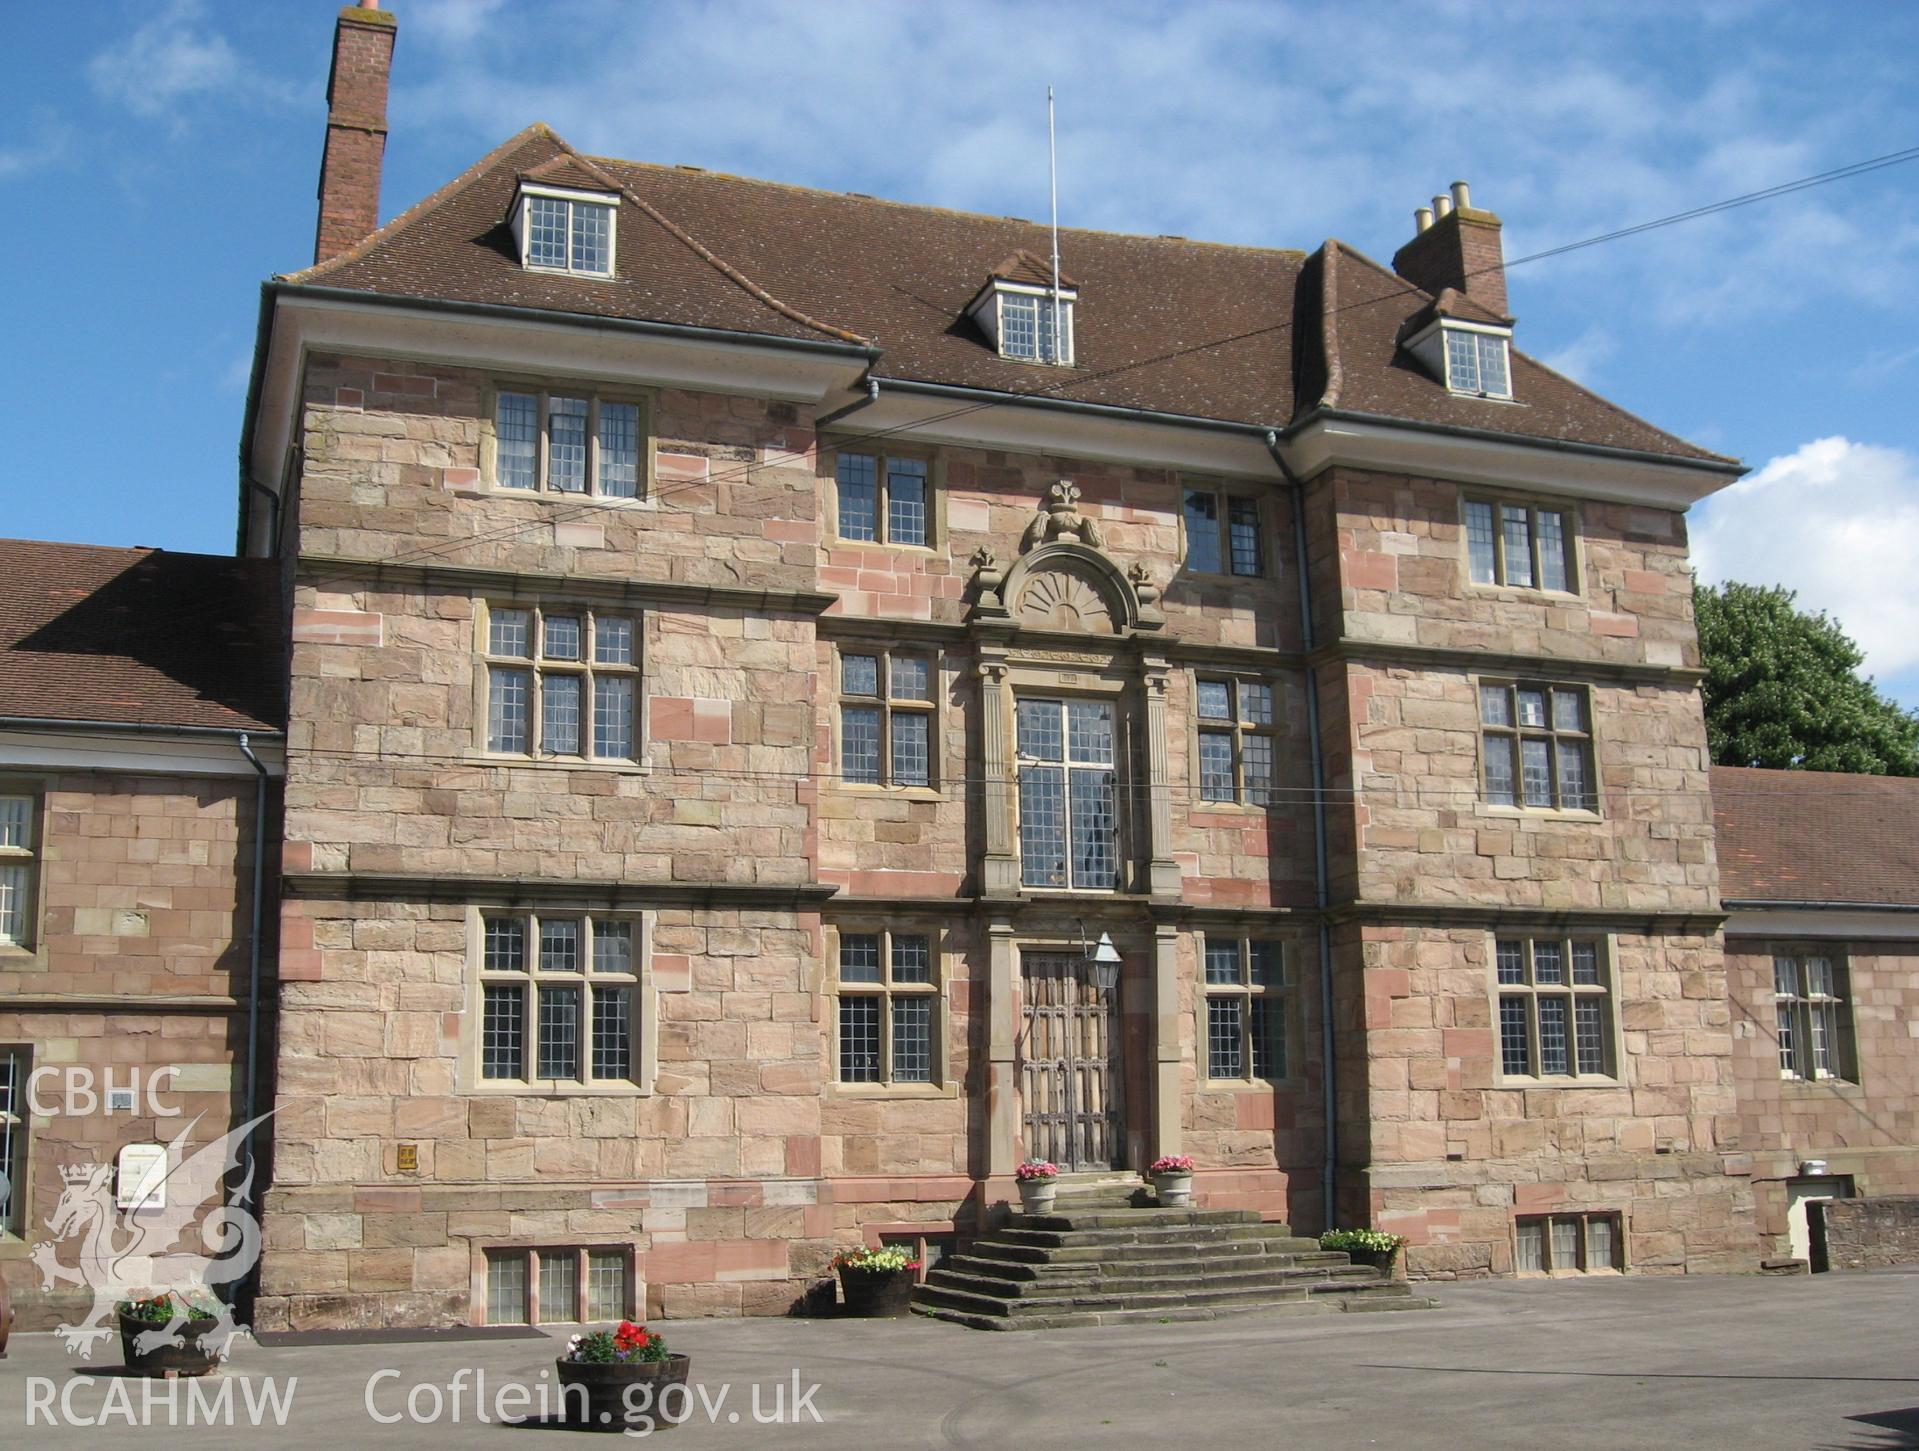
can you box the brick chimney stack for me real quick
[313,2,397,265]
[1391,180,1509,319]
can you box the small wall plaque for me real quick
[396,1143,419,1173]
[116,1144,168,1210]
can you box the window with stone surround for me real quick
[481,604,640,762]
[489,386,644,497]
[514,187,617,278]
[1494,935,1616,1081]
[834,928,941,1086]
[832,449,932,546]
[1773,954,1855,1082]
[485,1245,632,1324]
[1478,681,1596,812]
[1182,484,1266,577]
[0,1045,27,1237]
[1202,938,1288,1081]
[477,912,644,1088]
[1515,1212,1621,1273]
[837,648,936,788]
[0,794,37,949]
[1194,677,1276,806]
[1463,497,1574,592]
[1016,696,1120,890]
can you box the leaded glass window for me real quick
[520,193,614,277]
[1017,697,1119,889]
[0,1046,27,1236]
[1463,497,1574,590]
[1195,677,1277,805]
[834,450,932,545]
[1443,327,1511,398]
[1515,1213,1622,1273]
[491,388,645,496]
[482,605,640,760]
[1493,934,1614,1079]
[479,912,642,1085]
[836,928,939,1085]
[998,290,1073,364]
[1184,485,1267,577]
[1203,938,1288,1081]
[838,648,936,787]
[1479,682,1596,810]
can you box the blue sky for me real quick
[4,0,1918,704]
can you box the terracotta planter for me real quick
[837,1265,916,1317]
[1018,1179,1059,1216]
[557,1353,693,1432]
[118,1311,223,1377]
[1154,1170,1195,1208]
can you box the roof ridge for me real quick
[282,121,563,284]
[1325,242,1741,468]
[580,154,1310,259]
[553,145,869,348]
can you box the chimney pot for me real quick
[1392,178,1509,319]
[313,6,397,265]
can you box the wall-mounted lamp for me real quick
[1078,920,1123,993]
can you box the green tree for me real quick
[1693,580,1919,776]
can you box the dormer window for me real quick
[967,252,1077,366]
[1445,325,1511,398]
[1403,314,1514,400]
[512,184,617,278]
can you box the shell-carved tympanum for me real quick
[1017,568,1115,633]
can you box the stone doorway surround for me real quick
[1019,950,1124,1170]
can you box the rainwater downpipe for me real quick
[237,735,270,1211]
[1266,431,1338,1232]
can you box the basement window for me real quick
[1515,1213,1621,1274]
[512,185,617,278]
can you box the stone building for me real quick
[1715,766,1919,1266]
[227,5,1770,1331]
[0,540,283,1329]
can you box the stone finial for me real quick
[970,544,1005,609]
[1020,479,1104,552]
[1128,558,1161,610]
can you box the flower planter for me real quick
[118,1311,222,1377]
[1017,1181,1059,1216]
[0,1273,13,1359]
[1346,1246,1399,1275]
[837,1265,916,1317]
[1154,1170,1195,1208]
[557,1353,692,1432]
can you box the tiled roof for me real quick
[1712,765,1919,906]
[0,540,283,733]
[987,249,1078,289]
[285,124,1735,462]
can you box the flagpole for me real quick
[1048,85,1062,364]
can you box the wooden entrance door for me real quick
[1020,953,1123,1171]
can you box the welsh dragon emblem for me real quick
[29,1113,273,1359]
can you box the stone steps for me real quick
[913,1207,1438,1332]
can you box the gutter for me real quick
[236,283,278,556]
[1722,899,1919,913]
[870,376,1274,438]
[1289,406,1748,478]
[1267,431,1339,1233]
[0,716,285,741]
[266,282,883,362]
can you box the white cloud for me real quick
[88,0,293,125]
[1537,326,1617,387]
[0,108,77,182]
[1692,436,1919,679]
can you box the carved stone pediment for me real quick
[968,479,1164,635]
